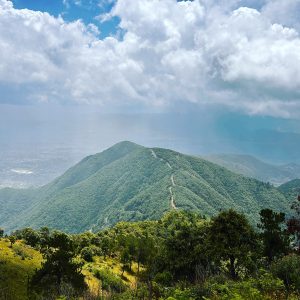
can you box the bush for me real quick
[12,244,33,260]
[254,270,285,297]
[154,271,173,286]
[168,288,194,300]
[271,254,300,293]
[94,268,126,293]
[81,247,94,262]
[202,271,285,300]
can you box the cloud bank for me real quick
[1,0,300,117]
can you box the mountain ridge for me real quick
[204,153,300,185]
[0,141,292,233]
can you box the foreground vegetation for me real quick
[1,195,300,299]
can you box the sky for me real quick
[1,0,300,188]
[0,0,299,117]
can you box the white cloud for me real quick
[262,0,300,32]
[1,0,300,117]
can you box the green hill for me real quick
[0,141,292,233]
[278,179,300,201]
[204,154,300,186]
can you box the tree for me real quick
[160,210,210,281]
[80,246,94,262]
[0,228,4,238]
[137,234,159,300]
[12,227,41,248]
[120,246,131,276]
[118,234,137,274]
[258,209,290,263]
[208,209,258,279]
[39,227,50,251]
[31,231,86,297]
[287,195,300,252]
[73,231,94,253]
[97,230,116,258]
[22,228,41,248]
[8,235,16,248]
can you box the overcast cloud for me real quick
[0,0,300,117]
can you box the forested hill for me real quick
[204,154,300,186]
[278,179,300,201]
[0,141,292,233]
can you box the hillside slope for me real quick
[278,179,300,202]
[0,141,291,233]
[0,239,42,299]
[205,154,300,185]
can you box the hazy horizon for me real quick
[1,103,300,188]
[1,0,300,188]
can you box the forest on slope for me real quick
[0,141,293,233]
[204,154,300,186]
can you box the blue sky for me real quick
[10,0,264,39]
[12,0,119,37]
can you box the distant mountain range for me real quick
[0,141,296,233]
[204,154,300,186]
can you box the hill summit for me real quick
[0,141,291,233]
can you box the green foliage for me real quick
[13,227,41,248]
[30,231,86,298]
[286,195,300,251]
[278,179,300,200]
[160,211,210,281]
[164,288,194,300]
[204,271,285,300]
[81,246,95,262]
[94,268,126,292]
[1,208,298,300]
[8,235,16,247]
[207,210,258,279]
[271,254,300,293]
[258,209,290,263]
[154,271,173,286]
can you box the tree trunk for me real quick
[229,256,237,279]
[147,279,152,300]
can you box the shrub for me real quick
[81,247,94,262]
[94,268,126,293]
[203,271,285,300]
[154,271,173,286]
[12,244,33,260]
[271,254,300,293]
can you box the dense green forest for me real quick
[0,142,293,233]
[1,194,300,300]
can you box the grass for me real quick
[0,239,42,299]
[0,238,139,299]
[83,256,139,287]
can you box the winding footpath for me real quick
[150,149,177,210]
[89,148,177,232]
